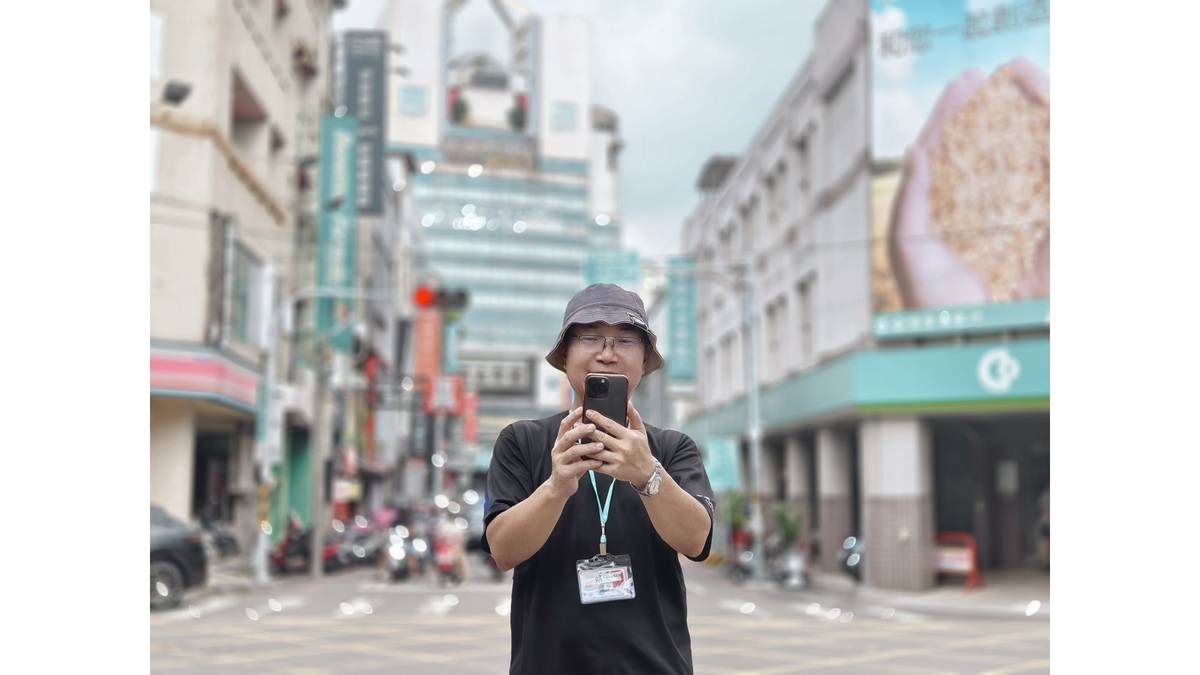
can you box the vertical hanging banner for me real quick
[336,31,388,215]
[463,391,479,445]
[316,114,359,353]
[667,257,697,381]
[413,309,442,381]
[585,250,641,290]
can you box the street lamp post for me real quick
[737,256,768,582]
[658,257,767,580]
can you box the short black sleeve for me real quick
[660,430,716,562]
[481,424,534,554]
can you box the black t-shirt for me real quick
[482,411,716,675]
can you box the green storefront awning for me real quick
[682,336,1049,443]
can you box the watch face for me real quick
[647,472,662,495]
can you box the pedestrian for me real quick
[483,283,716,675]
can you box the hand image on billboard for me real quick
[888,58,1050,309]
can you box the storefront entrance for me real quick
[932,414,1050,572]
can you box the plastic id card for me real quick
[576,554,636,604]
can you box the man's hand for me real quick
[546,407,605,499]
[585,401,657,487]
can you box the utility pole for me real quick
[738,256,767,581]
[649,256,768,580]
[310,335,330,578]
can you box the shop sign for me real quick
[150,345,259,412]
[703,437,741,492]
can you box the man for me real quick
[483,283,716,675]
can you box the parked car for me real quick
[150,505,208,611]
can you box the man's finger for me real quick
[627,401,646,433]
[570,459,603,477]
[558,407,583,434]
[585,409,628,437]
[590,427,620,449]
[591,450,620,465]
[555,423,596,454]
[563,444,605,462]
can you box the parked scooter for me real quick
[838,535,863,582]
[767,537,811,591]
[382,525,430,582]
[341,516,389,568]
[270,515,346,574]
[726,546,756,584]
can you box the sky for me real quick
[334,0,823,258]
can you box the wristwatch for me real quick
[633,459,663,497]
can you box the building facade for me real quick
[680,0,1050,591]
[150,0,335,548]
[379,0,625,491]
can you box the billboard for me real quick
[869,1,1049,315]
[336,31,388,215]
[316,114,358,352]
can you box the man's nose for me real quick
[596,340,619,361]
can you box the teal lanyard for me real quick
[588,469,616,555]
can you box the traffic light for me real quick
[413,285,470,311]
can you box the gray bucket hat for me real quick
[545,283,665,376]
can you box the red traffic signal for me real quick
[414,285,437,308]
[413,285,469,311]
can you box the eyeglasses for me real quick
[569,334,644,354]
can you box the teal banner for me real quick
[585,250,640,290]
[874,299,1049,341]
[855,337,1049,408]
[703,437,741,492]
[667,257,697,380]
[316,114,359,353]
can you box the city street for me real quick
[151,556,1048,674]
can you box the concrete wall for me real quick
[589,124,619,219]
[817,427,855,571]
[384,0,445,148]
[860,416,936,591]
[150,398,196,521]
[537,16,590,160]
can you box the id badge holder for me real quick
[576,554,636,605]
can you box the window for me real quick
[551,101,577,131]
[766,303,779,373]
[230,243,265,347]
[795,135,811,195]
[399,85,426,117]
[797,278,814,367]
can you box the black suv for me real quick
[150,505,208,611]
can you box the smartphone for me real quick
[582,373,629,446]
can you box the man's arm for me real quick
[485,409,602,571]
[587,404,713,560]
[485,480,571,571]
[637,469,711,559]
